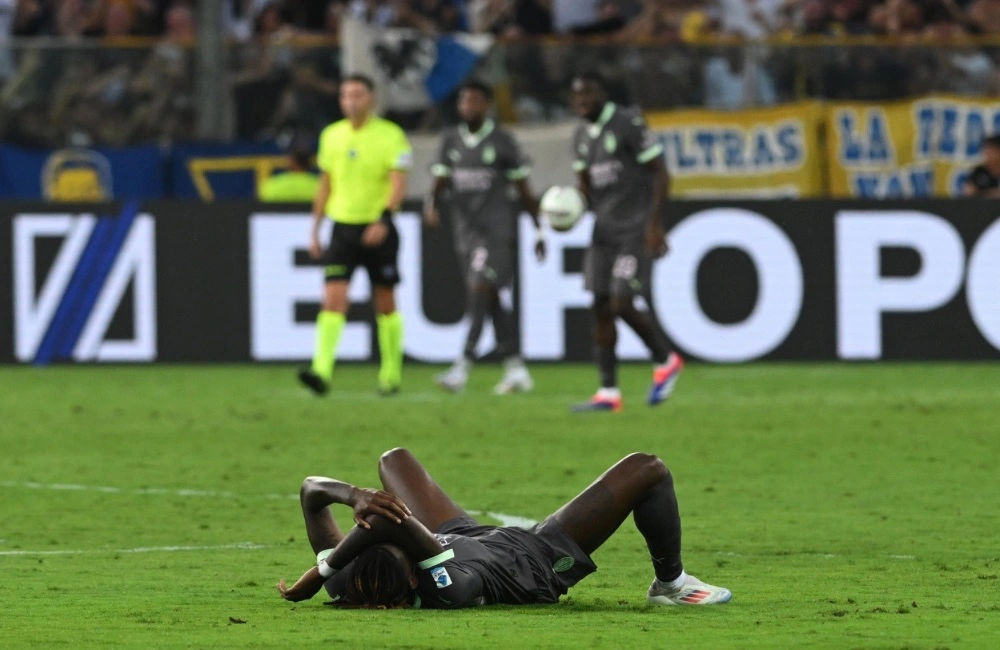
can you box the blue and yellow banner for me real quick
[646,102,826,198]
[825,95,1000,197]
[0,145,164,201]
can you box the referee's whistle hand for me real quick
[362,222,389,247]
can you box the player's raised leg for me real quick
[550,453,731,605]
[377,447,470,532]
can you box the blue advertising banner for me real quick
[0,145,165,200]
[170,142,284,200]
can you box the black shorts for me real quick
[584,236,653,299]
[458,239,515,289]
[436,515,597,602]
[320,221,400,286]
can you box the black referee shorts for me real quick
[320,221,401,287]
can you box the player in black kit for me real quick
[425,80,546,394]
[276,448,731,608]
[569,72,683,413]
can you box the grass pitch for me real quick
[1,363,998,649]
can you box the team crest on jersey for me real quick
[482,145,496,164]
[552,557,575,573]
[448,149,461,162]
[604,133,617,154]
[431,567,453,588]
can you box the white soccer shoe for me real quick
[493,360,533,395]
[647,574,732,606]
[435,360,469,393]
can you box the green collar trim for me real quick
[587,103,616,139]
[459,119,495,149]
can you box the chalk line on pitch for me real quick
[0,480,539,528]
[0,542,271,557]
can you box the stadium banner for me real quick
[170,142,285,200]
[825,95,1000,198]
[645,102,826,199]
[340,16,493,117]
[0,145,165,201]
[1,200,999,364]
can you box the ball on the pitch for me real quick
[540,185,586,232]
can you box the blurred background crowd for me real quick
[2,0,1000,148]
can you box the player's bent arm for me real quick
[321,515,445,576]
[386,170,408,214]
[300,476,357,513]
[645,156,670,228]
[576,170,592,206]
[426,176,450,215]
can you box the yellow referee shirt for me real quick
[317,117,413,224]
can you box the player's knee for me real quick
[624,452,668,484]
[379,447,413,469]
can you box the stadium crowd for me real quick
[3,0,1000,40]
[1,0,999,147]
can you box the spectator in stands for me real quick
[259,144,320,202]
[572,1,628,35]
[963,134,1000,197]
[718,0,784,39]
[703,42,777,109]
[476,0,553,36]
[1,0,14,81]
[967,0,1000,34]
[415,0,463,32]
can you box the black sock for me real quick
[618,302,672,365]
[489,292,516,360]
[596,345,617,388]
[632,470,683,582]
[463,290,490,361]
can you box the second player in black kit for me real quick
[425,81,546,395]
[569,72,683,413]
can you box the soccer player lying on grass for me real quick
[276,448,731,608]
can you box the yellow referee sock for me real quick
[376,312,404,389]
[311,311,345,382]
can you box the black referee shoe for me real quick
[298,369,329,396]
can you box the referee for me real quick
[299,74,413,396]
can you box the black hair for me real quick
[572,70,608,92]
[343,73,376,93]
[984,134,1000,149]
[340,546,414,609]
[458,80,493,101]
[289,147,312,169]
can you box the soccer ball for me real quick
[540,185,586,232]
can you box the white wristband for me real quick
[317,548,336,578]
[318,560,336,579]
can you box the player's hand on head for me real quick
[362,221,388,247]
[350,488,412,527]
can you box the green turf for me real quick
[1,363,998,649]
